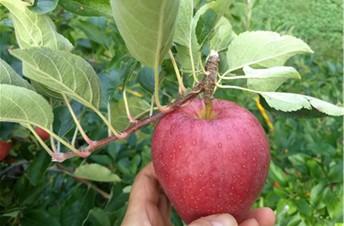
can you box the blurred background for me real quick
[0,0,342,225]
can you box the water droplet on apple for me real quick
[217,143,222,148]
[192,140,197,145]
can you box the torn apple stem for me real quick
[203,50,220,116]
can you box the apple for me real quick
[152,98,270,223]
[35,127,50,141]
[0,141,12,161]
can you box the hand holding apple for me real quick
[121,163,275,226]
[152,99,270,223]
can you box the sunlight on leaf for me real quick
[10,48,101,109]
[0,84,53,129]
[226,31,313,72]
[74,164,121,183]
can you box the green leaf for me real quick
[110,97,150,131]
[310,182,326,207]
[111,0,180,67]
[244,65,301,91]
[175,1,215,73]
[21,209,60,226]
[0,0,73,51]
[209,17,236,52]
[0,58,33,90]
[74,164,121,183]
[261,92,344,116]
[30,0,59,14]
[174,0,193,47]
[226,31,313,72]
[25,151,51,186]
[82,208,111,226]
[10,48,101,109]
[59,0,112,17]
[0,84,53,129]
[138,67,154,93]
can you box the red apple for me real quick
[35,127,50,141]
[0,141,12,161]
[152,98,270,223]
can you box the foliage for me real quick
[0,0,342,226]
[251,0,343,61]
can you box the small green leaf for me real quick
[25,151,51,186]
[59,0,112,17]
[0,0,73,51]
[10,48,101,109]
[244,65,301,91]
[30,0,59,14]
[310,182,326,207]
[82,208,111,226]
[0,84,54,129]
[0,58,33,90]
[74,164,121,183]
[209,17,236,52]
[226,31,313,72]
[110,97,150,131]
[138,67,154,93]
[261,92,344,116]
[111,0,180,67]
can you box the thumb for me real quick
[189,214,238,226]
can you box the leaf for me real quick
[138,67,155,93]
[174,0,193,47]
[0,84,54,129]
[74,164,121,183]
[226,31,313,72]
[61,189,96,226]
[110,0,180,67]
[244,65,301,91]
[10,48,101,109]
[110,97,150,131]
[0,58,33,90]
[209,17,236,52]
[30,0,59,14]
[21,209,60,226]
[73,20,112,47]
[261,92,344,116]
[59,0,112,17]
[82,208,111,226]
[0,0,73,51]
[25,151,51,186]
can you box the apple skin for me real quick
[152,98,270,223]
[0,141,12,161]
[35,127,50,141]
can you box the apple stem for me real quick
[203,50,220,118]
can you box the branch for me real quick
[52,52,219,162]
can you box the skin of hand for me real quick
[121,163,276,226]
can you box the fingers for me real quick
[245,208,275,226]
[128,162,161,206]
[189,214,238,226]
[239,218,259,226]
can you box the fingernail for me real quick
[210,221,224,226]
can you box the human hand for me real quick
[121,163,275,226]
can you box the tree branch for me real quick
[52,52,219,162]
